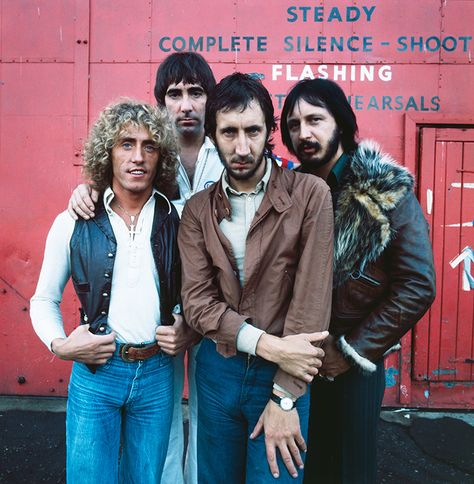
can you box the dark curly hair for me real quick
[83,99,178,198]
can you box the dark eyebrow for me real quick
[166,87,182,95]
[245,125,262,131]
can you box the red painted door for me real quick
[412,126,474,408]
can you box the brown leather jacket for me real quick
[178,160,334,396]
[330,141,436,370]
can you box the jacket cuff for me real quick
[273,368,307,398]
[383,343,401,357]
[215,309,251,357]
[337,335,377,374]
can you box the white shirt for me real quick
[30,188,171,349]
[173,136,223,216]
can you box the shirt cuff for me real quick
[273,383,297,401]
[236,322,265,356]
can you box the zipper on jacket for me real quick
[350,270,381,286]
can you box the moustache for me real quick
[297,141,321,153]
[229,155,255,164]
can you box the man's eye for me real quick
[167,92,180,99]
[288,123,299,132]
[122,142,132,149]
[191,91,204,98]
[309,118,321,125]
[144,145,158,153]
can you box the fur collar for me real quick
[333,140,414,287]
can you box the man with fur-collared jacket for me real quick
[280,79,436,484]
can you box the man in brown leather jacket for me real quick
[178,73,334,483]
[280,79,436,484]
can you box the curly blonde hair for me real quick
[83,99,178,198]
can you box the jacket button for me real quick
[101,311,107,315]
[104,273,110,278]
[102,292,108,297]
[108,253,114,258]
[99,326,105,332]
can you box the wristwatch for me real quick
[270,393,295,411]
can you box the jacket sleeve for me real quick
[178,199,250,357]
[274,185,334,397]
[339,192,436,371]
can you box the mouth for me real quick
[298,142,320,156]
[129,169,146,176]
[178,117,198,125]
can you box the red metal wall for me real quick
[1,0,473,407]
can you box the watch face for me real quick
[280,397,294,411]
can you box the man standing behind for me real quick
[31,100,181,483]
[280,79,436,484]
[178,73,333,483]
[67,53,223,484]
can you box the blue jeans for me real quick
[66,348,173,484]
[196,339,310,484]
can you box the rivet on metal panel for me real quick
[77,40,82,44]
[22,307,27,312]
[50,388,56,392]
[2,288,6,294]
[83,40,88,44]
[17,376,26,384]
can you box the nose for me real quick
[131,144,144,163]
[180,93,193,113]
[299,122,312,140]
[235,133,251,157]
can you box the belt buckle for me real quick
[120,343,135,362]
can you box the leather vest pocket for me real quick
[332,263,388,321]
[75,281,90,293]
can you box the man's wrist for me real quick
[255,333,282,363]
[51,338,67,359]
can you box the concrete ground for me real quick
[0,397,473,483]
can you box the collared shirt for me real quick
[219,158,272,286]
[326,152,349,195]
[30,188,170,349]
[173,136,223,217]
[219,159,272,358]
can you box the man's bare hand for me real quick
[256,331,328,383]
[68,183,99,220]
[320,334,351,378]
[250,400,306,479]
[51,324,116,364]
[155,313,201,355]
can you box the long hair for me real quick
[83,99,178,198]
[205,72,277,152]
[154,52,216,106]
[281,79,358,155]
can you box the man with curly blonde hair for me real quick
[30,99,182,483]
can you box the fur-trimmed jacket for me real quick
[330,140,436,372]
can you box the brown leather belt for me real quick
[119,342,161,362]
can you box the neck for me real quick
[111,186,153,213]
[178,131,205,182]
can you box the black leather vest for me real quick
[70,193,181,336]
